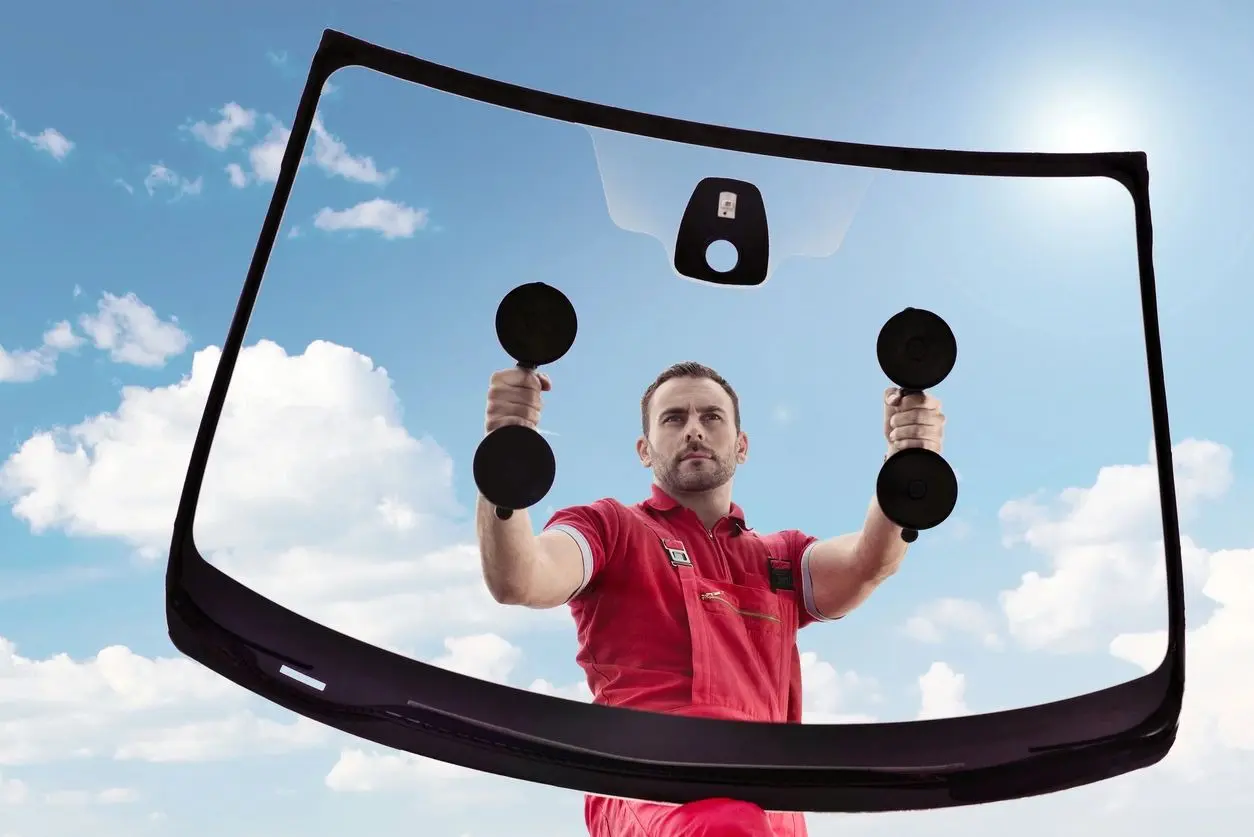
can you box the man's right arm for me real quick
[475,496,591,609]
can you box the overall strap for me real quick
[626,505,693,570]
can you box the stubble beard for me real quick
[651,443,736,494]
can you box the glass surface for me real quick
[192,64,1172,729]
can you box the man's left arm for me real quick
[803,388,945,621]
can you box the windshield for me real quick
[1,4,1249,837]
[194,54,1179,804]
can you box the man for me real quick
[476,361,946,837]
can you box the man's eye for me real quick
[703,414,722,421]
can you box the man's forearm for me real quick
[475,496,542,603]
[852,495,909,583]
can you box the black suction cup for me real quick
[495,282,578,367]
[876,447,958,533]
[475,283,576,519]
[876,307,957,391]
[474,423,557,513]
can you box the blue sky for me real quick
[1,1,1253,836]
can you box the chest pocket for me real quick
[628,508,798,723]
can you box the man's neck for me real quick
[656,480,734,531]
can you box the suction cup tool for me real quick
[876,307,957,391]
[473,424,557,514]
[875,306,959,543]
[495,282,578,367]
[474,282,577,519]
[876,446,958,536]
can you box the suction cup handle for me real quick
[892,387,922,543]
[493,361,539,521]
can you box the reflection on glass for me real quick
[192,65,1165,748]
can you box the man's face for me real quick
[637,376,748,494]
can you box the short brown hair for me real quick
[640,362,741,435]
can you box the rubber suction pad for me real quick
[473,424,557,512]
[495,283,578,367]
[877,308,957,391]
[876,447,958,532]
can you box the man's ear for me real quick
[736,430,749,464]
[636,436,651,467]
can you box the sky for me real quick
[1,1,1253,835]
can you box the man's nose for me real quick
[684,419,705,440]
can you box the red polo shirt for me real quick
[544,485,833,836]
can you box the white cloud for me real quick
[246,119,291,184]
[1109,546,1254,776]
[432,634,521,683]
[229,109,395,189]
[0,321,82,383]
[799,651,879,723]
[0,338,552,652]
[903,598,1002,648]
[325,747,482,793]
[77,292,190,368]
[1,107,74,160]
[142,163,202,200]
[528,678,593,702]
[0,772,137,809]
[0,637,324,767]
[998,439,1227,651]
[916,661,968,720]
[990,436,1254,780]
[23,128,74,160]
[310,116,395,185]
[186,102,257,151]
[313,199,429,239]
[225,162,249,188]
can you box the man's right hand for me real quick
[484,367,551,435]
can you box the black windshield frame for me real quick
[165,28,1184,813]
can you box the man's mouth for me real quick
[681,451,712,461]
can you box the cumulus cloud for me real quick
[309,116,395,185]
[0,637,325,767]
[998,439,1227,651]
[0,321,82,383]
[0,338,560,650]
[902,598,1002,649]
[189,103,397,189]
[799,652,880,724]
[1109,546,1254,776]
[916,662,968,720]
[0,106,74,160]
[225,162,249,188]
[989,437,1253,778]
[77,292,190,367]
[2,293,183,384]
[186,102,257,151]
[142,163,202,200]
[313,199,429,239]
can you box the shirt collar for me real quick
[644,483,749,528]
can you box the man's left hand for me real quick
[883,388,945,455]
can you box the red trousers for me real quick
[588,796,807,837]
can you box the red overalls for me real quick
[545,485,827,837]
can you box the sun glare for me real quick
[1027,88,1140,154]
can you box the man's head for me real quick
[637,362,748,495]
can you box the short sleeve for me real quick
[543,499,621,601]
[782,530,839,629]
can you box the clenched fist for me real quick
[884,387,945,455]
[485,367,551,435]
